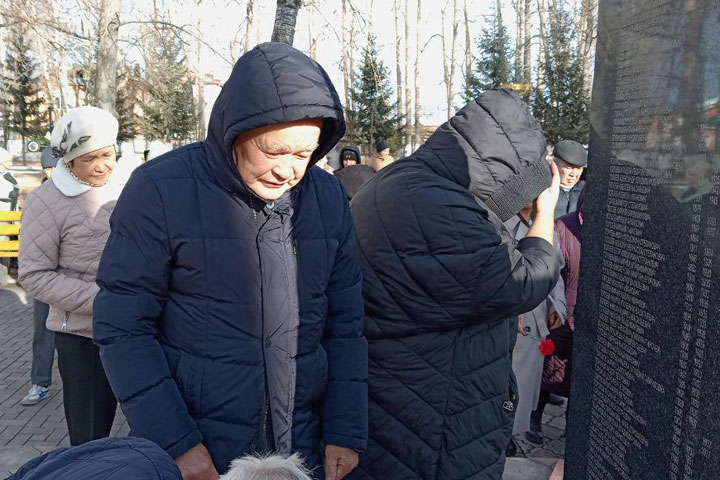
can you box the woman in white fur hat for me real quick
[18,106,139,446]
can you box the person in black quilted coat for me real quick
[348,88,561,480]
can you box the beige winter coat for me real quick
[18,160,136,338]
[373,151,395,171]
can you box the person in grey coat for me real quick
[505,205,567,442]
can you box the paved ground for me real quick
[0,278,566,478]
[0,279,129,476]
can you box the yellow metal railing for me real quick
[0,211,21,258]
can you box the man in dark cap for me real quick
[372,139,394,171]
[552,140,587,218]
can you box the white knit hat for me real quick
[51,106,119,164]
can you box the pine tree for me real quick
[2,30,46,164]
[470,0,512,98]
[140,28,196,145]
[532,3,589,144]
[115,64,140,144]
[348,36,400,155]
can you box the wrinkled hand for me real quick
[548,312,563,331]
[533,161,561,218]
[325,445,359,480]
[176,443,219,480]
[517,314,527,336]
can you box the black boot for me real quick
[547,393,565,406]
[525,410,544,445]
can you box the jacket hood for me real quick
[337,145,362,169]
[204,42,345,199]
[413,88,549,221]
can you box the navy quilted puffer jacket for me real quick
[93,43,367,474]
[6,437,181,480]
[348,89,560,480]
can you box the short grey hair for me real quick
[220,453,313,480]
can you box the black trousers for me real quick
[55,332,117,446]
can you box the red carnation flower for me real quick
[538,338,555,356]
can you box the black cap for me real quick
[553,140,587,167]
[376,139,390,153]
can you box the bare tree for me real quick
[394,0,404,132]
[341,0,351,112]
[271,0,302,45]
[413,0,421,151]
[522,0,531,85]
[537,0,549,90]
[514,0,523,81]
[94,0,121,113]
[245,0,254,52]
[463,0,472,102]
[577,0,597,93]
[404,0,411,153]
[441,0,458,118]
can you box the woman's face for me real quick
[69,146,117,186]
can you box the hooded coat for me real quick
[334,146,375,200]
[348,89,560,480]
[6,437,182,480]
[93,43,367,474]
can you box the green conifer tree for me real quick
[348,36,400,155]
[2,30,46,164]
[470,0,512,99]
[115,64,140,144]
[532,4,589,144]
[140,28,196,145]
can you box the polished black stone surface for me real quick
[565,1,720,479]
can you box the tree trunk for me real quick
[308,1,318,60]
[94,0,121,114]
[394,0,403,132]
[463,0,472,102]
[537,0,549,90]
[515,0,523,81]
[413,0,421,151]
[195,15,206,140]
[443,0,458,118]
[271,0,302,45]
[341,0,351,113]
[404,0,411,154]
[579,0,598,94]
[245,0,254,52]
[523,0,531,85]
[349,6,356,96]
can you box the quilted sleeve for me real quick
[397,183,559,330]
[321,193,368,453]
[93,169,203,459]
[18,192,99,314]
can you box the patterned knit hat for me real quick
[50,106,118,164]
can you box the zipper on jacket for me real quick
[61,312,69,332]
[260,395,270,450]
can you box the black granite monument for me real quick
[565,1,720,479]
